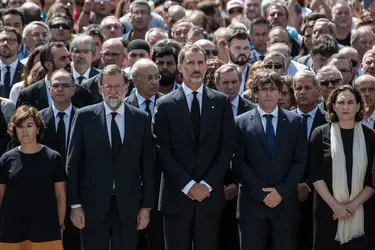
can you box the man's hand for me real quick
[137,208,150,230]
[71,207,85,229]
[188,183,210,202]
[224,184,238,201]
[263,188,282,208]
[297,183,310,202]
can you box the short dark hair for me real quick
[0,26,22,44]
[178,44,206,65]
[8,105,45,144]
[251,70,284,93]
[152,39,181,64]
[197,1,220,16]
[327,85,364,122]
[328,53,352,69]
[311,34,339,58]
[40,42,66,71]
[303,11,327,25]
[83,24,104,44]
[249,18,271,35]
[2,8,24,26]
[98,64,127,86]
[227,28,249,47]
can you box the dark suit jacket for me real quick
[88,67,100,79]
[153,85,236,214]
[233,108,307,219]
[297,54,312,68]
[124,92,163,109]
[0,60,24,97]
[16,79,93,110]
[66,103,155,224]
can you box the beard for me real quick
[229,52,249,66]
[105,97,123,110]
[0,47,12,58]
[159,70,177,87]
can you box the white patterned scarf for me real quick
[331,122,367,244]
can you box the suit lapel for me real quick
[38,80,49,108]
[272,109,288,158]
[13,61,23,85]
[199,86,214,145]
[250,109,268,153]
[44,107,57,147]
[95,103,112,154]
[117,104,135,160]
[173,87,196,148]
[128,93,139,108]
[311,107,326,133]
[67,107,77,146]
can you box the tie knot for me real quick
[302,113,310,119]
[144,99,151,106]
[192,91,198,98]
[5,66,10,71]
[111,112,117,120]
[264,114,273,122]
[58,112,65,119]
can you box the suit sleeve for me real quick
[140,114,156,209]
[152,100,194,190]
[201,97,236,188]
[232,119,269,203]
[66,110,85,206]
[16,89,28,108]
[275,117,308,200]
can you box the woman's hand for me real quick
[345,201,359,214]
[332,204,352,220]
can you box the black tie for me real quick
[191,91,200,143]
[302,113,310,138]
[78,76,85,85]
[56,112,66,158]
[111,112,122,160]
[144,99,152,117]
[4,66,11,96]
[264,114,275,156]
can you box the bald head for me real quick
[168,6,186,30]
[131,58,159,99]
[194,39,217,59]
[101,38,125,66]
[20,2,41,24]
[355,74,375,109]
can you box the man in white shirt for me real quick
[355,74,375,129]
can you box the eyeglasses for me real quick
[29,32,49,38]
[49,23,71,30]
[51,83,74,89]
[102,84,125,92]
[72,49,92,55]
[135,74,162,82]
[359,87,375,93]
[0,38,17,44]
[205,49,218,56]
[264,63,284,69]
[320,79,342,87]
[350,60,358,68]
[101,52,122,57]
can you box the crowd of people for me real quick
[0,0,375,249]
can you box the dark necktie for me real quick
[264,114,275,155]
[302,113,310,139]
[144,99,151,117]
[111,112,122,159]
[191,91,200,143]
[56,112,66,158]
[4,66,11,96]
[77,76,85,85]
[259,55,265,61]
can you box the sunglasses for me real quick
[320,79,341,87]
[350,60,358,68]
[205,49,218,56]
[264,63,283,69]
[228,7,243,15]
[49,23,70,30]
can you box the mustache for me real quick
[238,54,248,58]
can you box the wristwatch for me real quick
[60,225,65,231]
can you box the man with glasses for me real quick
[70,34,100,85]
[39,68,79,250]
[0,26,24,98]
[195,39,218,60]
[263,51,287,76]
[100,16,124,41]
[355,75,375,129]
[47,13,73,49]
[316,65,343,111]
[249,18,270,63]
[361,49,375,78]
[21,21,50,64]
[327,53,353,85]
[340,47,361,81]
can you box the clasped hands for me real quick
[332,202,359,221]
[187,183,210,202]
[262,188,282,208]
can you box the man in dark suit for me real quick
[125,58,164,250]
[82,38,125,104]
[67,65,155,250]
[249,19,270,65]
[39,69,80,250]
[214,63,256,250]
[233,70,307,250]
[70,34,100,85]
[16,42,92,110]
[153,44,235,250]
[293,70,327,250]
[355,75,375,129]
[0,26,24,98]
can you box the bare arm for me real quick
[310,0,332,20]
[78,0,94,32]
[0,184,5,206]
[54,182,66,226]
[313,180,338,209]
[287,0,297,27]
[347,186,375,212]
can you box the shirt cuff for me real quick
[200,180,213,192]
[182,180,196,195]
[303,183,312,192]
[71,204,82,209]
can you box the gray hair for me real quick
[363,49,375,61]
[214,63,242,85]
[314,18,336,36]
[261,0,274,19]
[267,42,291,57]
[293,70,320,87]
[22,21,50,40]
[99,65,127,86]
[231,15,251,30]
[316,65,343,81]
[213,27,229,45]
[227,22,249,34]
[351,26,375,45]
[145,28,168,43]
[130,0,152,15]
[264,51,287,67]
[70,34,96,55]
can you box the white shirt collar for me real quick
[135,90,156,105]
[72,67,91,80]
[257,105,279,118]
[0,59,18,70]
[182,83,203,96]
[296,106,318,118]
[103,101,125,117]
[254,50,266,59]
[365,109,375,122]
[231,95,239,109]
[52,104,72,118]
[45,75,50,88]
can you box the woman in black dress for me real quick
[0,105,66,250]
[309,85,375,250]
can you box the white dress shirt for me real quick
[181,83,212,194]
[361,109,375,129]
[52,104,72,148]
[72,67,91,84]
[136,91,156,116]
[0,59,18,85]
[258,106,279,135]
[296,106,318,138]
[44,76,53,106]
[288,60,309,77]
[254,50,266,61]
[231,95,239,117]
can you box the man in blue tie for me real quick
[233,70,307,250]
